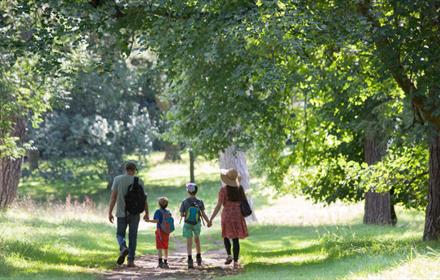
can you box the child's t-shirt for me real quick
[180,197,205,216]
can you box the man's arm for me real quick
[108,191,117,223]
[143,200,150,221]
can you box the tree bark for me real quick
[423,135,440,240]
[189,148,195,183]
[106,156,123,189]
[219,146,257,221]
[164,143,181,161]
[0,119,26,208]
[363,133,395,225]
[28,148,39,170]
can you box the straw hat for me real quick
[220,168,241,187]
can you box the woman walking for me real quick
[209,168,249,269]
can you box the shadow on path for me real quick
[101,239,240,280]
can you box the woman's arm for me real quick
[148,219,159,223]
[209,202,222,223]
[201,210,211,226]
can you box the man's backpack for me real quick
[125,177,146,215]
[159,209,175,234]
[185,201,201,225]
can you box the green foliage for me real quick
[77,0,436,209]
[358,144,428,209]
[292,143,428,210]
[6,151,440,280]
[0,0,86,158]
[4,0,438,211]
[30,53,157,183]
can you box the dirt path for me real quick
[101,238,240,280]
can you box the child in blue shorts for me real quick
[180,182,211,269]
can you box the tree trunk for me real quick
[164,143,181,161]
[189,148,195,183]
[106,156,123,189]
[423,135,440,240]
[364,192,393,224]
[363,133,394,225]
[28,148,39,170]
[0,119,26,208]
[219,146,257,221]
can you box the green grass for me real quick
[229,221,440,279]
[1,152,440,279]
[0,152,225,279]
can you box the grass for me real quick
[1,152,440,279]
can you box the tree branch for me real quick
[357,0,440,130]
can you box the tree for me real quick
[32,53,156,187]
[81,1,434,231]
[0,119,25,208]
[362,132,392,224]
[0,0,88,208]
[319,0,440,240]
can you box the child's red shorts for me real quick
[155,230,170,249]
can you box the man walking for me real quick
[108,162,149,267]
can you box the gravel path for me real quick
[101,238,240,280]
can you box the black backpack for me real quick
[125,177,146,215]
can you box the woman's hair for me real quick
[226,185,246,202]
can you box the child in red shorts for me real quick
[148,197,173,268]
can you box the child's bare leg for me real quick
[164,249,168,259]
[186,238,192,255]
[195,236,201,254]
[158,249,162,258]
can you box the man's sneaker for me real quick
[127,261,136,268]
[117,248,129,265]
[187,258,194,269]
[225,256,233,265]
[196,255,202,266]
[158,260,164,268]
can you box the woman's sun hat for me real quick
[220,168,241,187]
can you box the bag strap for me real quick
[160,209,169,217]
[239,185,247,202]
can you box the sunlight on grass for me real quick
[255,195,364,226]
[4,152,440,279]
[361,253,440,279]
[0,201,157,279]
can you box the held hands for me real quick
[207,218,213,228]
[143,214,150,222]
